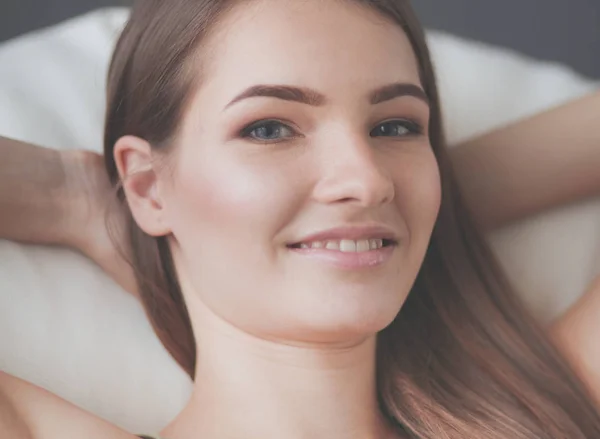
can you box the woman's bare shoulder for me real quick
[552,275,600,404]
[0,370,138,439]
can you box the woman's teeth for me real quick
[297,239,384,252]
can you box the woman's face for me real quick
[160,0,441,344]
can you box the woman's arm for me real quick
[0,136,137,296]
[451,90,600,230]
[0,136,71,245]
[0,371,134,439]
[0,374,34,439]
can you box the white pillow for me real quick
[0,8,598,433]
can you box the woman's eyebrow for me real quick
[225,85,325,109]
[224,82,429,110]
[370,83,429,106]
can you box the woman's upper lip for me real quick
[291,225,398,245]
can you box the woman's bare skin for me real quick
[0,51,599,439]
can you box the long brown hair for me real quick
[103,1,600,437]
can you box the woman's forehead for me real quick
[196,0,420,102]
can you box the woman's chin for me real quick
[284,284,408,334]
[276,306,401,345]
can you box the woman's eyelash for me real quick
[239,118,424,143]
[370,119,423,137]
[240,119,297,142]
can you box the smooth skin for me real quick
[0,1,599,438]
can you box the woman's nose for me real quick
[312,134,395,208]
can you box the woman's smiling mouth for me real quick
[287,225,399,269]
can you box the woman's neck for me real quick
[161,297,398,439]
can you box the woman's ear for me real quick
[113,135,171,237]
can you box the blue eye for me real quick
[370,119,422,137]
[241,120,296,142]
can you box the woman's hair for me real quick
[103,0,600,437]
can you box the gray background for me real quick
[1,0,599,78]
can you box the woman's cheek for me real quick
[168,154,302,236]
[395,155,441,238]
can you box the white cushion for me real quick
[0,8,598,433]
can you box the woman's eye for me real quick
[370,120,422,138]
[241,120,296,142]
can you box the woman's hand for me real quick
[60,150,138,297]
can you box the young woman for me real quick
[1,0,600,438]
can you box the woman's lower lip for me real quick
[288,245,395,269]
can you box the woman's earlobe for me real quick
[113,135,172,237]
